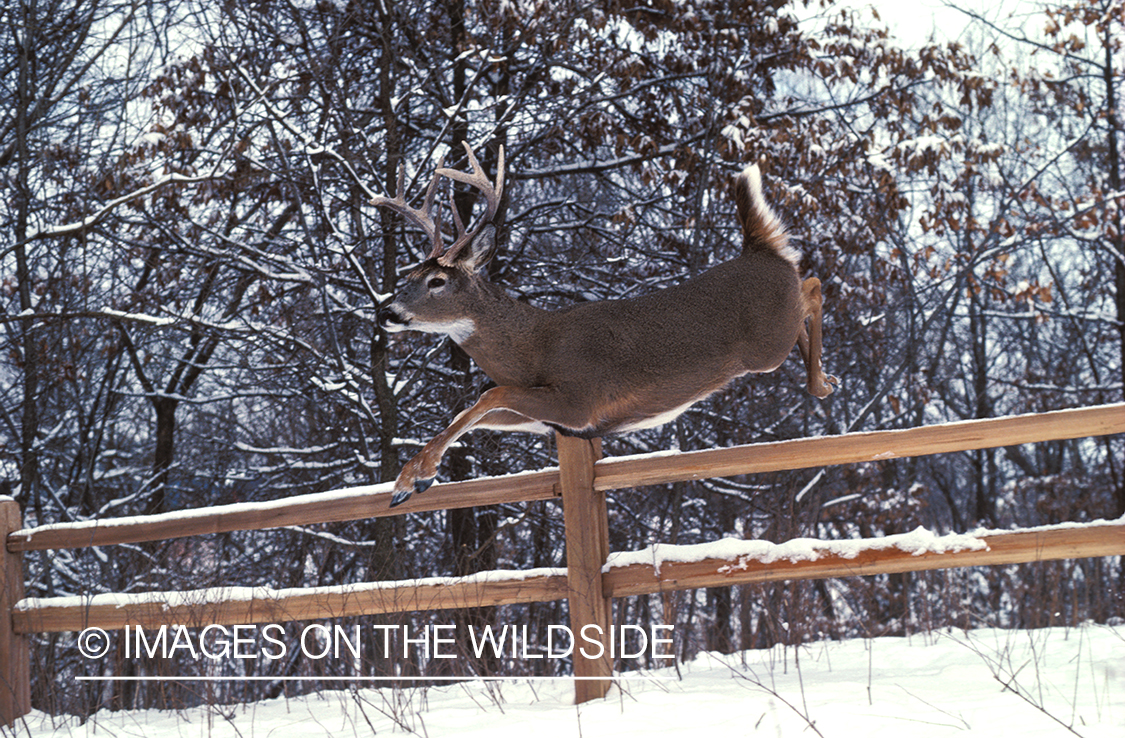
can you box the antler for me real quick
[370,157,446,260]
[371,144,504,265]
[436,142,505,266]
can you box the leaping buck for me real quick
[375,143,837,507]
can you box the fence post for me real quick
[1,497,30,727]
[557,435,612,703]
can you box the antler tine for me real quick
[419,156,447,259]
[419,155,444,214]
[436,142,505,265]
[370,158,446,260]
[449,188,467,245]
[493,145,505,220]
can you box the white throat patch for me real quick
[423,317,476,344]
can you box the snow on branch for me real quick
[25,172,231,242]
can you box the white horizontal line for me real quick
[77,675,675,682]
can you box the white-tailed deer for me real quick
[375,143,837,507]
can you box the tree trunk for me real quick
[14,0,41,518]
[151,397,178,514]
[1101,32,1125,517]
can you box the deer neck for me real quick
[455,283,549,387]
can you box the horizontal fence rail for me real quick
[602,520,1125,597]
[13,570,571,634]
[6,469,560,553]
[8,403,1125,553]
[14,521,1124,635]
[592,402,1125,490]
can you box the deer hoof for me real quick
[809,373,839,398]
[388,477,435,508]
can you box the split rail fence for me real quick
[3,403,1125,722]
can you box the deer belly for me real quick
[613,398,699,433]
[590,362,747,435]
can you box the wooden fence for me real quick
[3,403,1124,722]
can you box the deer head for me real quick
[374,147,837,507]
[375,143,504,344]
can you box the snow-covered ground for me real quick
[16,623,1123,738]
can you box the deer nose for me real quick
[378,303,409,330]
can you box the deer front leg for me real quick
[392,385,584,507]
[797,278,839,398]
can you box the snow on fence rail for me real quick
[2,402,1125,722]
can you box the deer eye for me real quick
[427,276,447,289]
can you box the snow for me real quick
[13,464,569,540]
[603,525,989,574]
[16,567,567,614]
[98,309,178,327]
[17,623,1123,737]
[11,482,393,537]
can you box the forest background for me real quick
[2,0,1123,717]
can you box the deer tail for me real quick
[732,164,798,266]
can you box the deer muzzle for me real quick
[377,303,411,332]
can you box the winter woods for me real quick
[2,0,1122,715]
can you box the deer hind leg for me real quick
[392,385,587,507]
[797,277,839,398]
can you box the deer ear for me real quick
[458,223,497,272]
